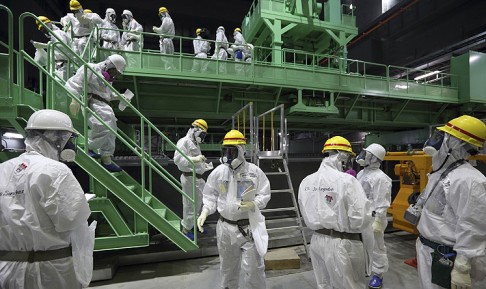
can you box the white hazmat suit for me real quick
[100,8,120,50]
[299,153,373,289]
[211,26,229,73]
[357,147,392,278]
[0,121,92,289]
[65,60,119,158]
[120,11,143,52]
[199,146,271,289]
[174,128,211,234]
[61,11,102,60]
[191,35,210,73]
[417,133,486,289]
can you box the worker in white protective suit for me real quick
[65,54,128,172]
[61,0,102,61]
[415,115,486,289]
[356,143,392,289]
[197,130,271,289]
[32,16,73,81]
[100,8,120,50]
[153,7,175,70]
[120,10,143,52]
[0,109,96,289]
[174,119,213,240]
[191,28,210,73]
[228,28,248,75]
[211,26,229,73]
[298,135,373,289]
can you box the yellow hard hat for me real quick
[83,9,92,14]
[192,119,208,132]
[158,7,168,15]
[437,115,486,148]
[69,0,82,11]
[196,28,201,35]
[223,130,246,146]
[322,136,355,156]
[36,16,51,30]
[234,27,241,33]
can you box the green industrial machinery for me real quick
[1,0,486,253]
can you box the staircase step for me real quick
[271,189,292,193]
[144,196,152,204]
[126,185,136,191]
[262,207,296,213]
[258,155,283,160]
[154,208,167,218]
[168,220,180,230]
[264,172,288,176]
[267,225,301,232]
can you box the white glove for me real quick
[238,201,255,212]
[372,217,386,233]
[69,100,80,116]
[31,40,48,49]
[451,255,472,289]
[152,26,157,32]
[197,209,209,233]
[189,155,206,163]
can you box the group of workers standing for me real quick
[33,0,253,75]
[1,110,486,289]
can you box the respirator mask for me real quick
[423,130,445,156]
[59,133,78,162]
[220,146,242,169]
[193,128,207,144]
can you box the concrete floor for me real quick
[88,231,486,289]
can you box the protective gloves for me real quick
[451,255,472,289]
[69,100,81,116]
[190,155,206,163]
[197,209,209,233]
[238,201,255,212]
[372,217,386,233]
[31,40,48,49]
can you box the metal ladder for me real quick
[232,103,309,256]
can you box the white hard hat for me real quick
[218,26,225,31]
[365,143,386,161]
[107,54,126,73]
[106,8,115,14]
[25,109,74,133]
[122,10,133,17]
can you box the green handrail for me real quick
[18,12,200,242]
[0,5,14,99]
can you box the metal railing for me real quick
[17,13,201,242]
[255,104,285,157]
[231,102,255,162]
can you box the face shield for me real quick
[221,145,244,169]
[423,130,445,156]
[159,12,166,20]
[193,127,207,144]
[59,133,78,162]
[109,13,116,23]
[121,14,131,24]
[72,9,83,16]
[356,150,367,166]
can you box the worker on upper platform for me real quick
[32,16,72,80]
[60,0,102,61]
[65,54,128,172]
[174,119,213,240]
[153,7,175,70]
[100,8,120,50]
[298,136,373,289]
[120,10,143,52]
[356,143,392,289]
[0,109,95,289]
[416,115,486,289]
[211,26,229,73]
[197,130,271,289]
[191,28,211,73]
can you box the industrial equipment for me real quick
[385,151,431,234]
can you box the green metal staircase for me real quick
[1,7,199,252]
